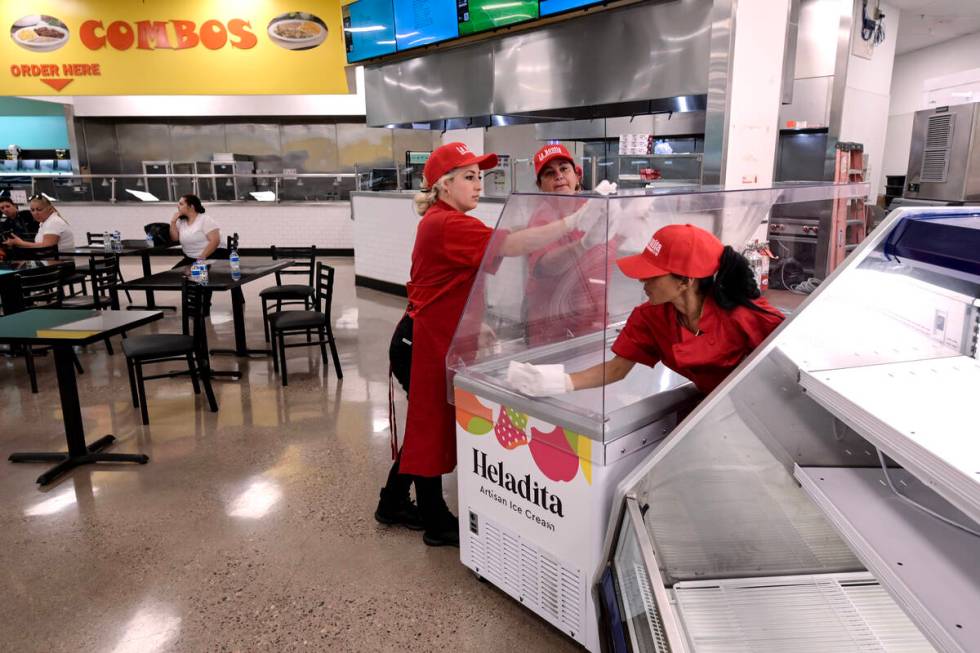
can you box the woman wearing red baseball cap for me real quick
[376,142,583,546]
[525,144,616,344]
[508,223,784,397]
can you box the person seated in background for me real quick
[3,194,75,253]
[0,196,39,241]
[508,223,785,398]
[169,194,222,267]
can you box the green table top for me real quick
[0,309,162,345]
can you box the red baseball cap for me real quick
[616,224,724,279]
[423,142,498,188]
[533,144,578,178]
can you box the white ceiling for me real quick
[887,0,980,55]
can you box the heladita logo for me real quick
[473,449,564,516]
[536,146,562,162]
[455,145,470,156]
[647,237,663,256]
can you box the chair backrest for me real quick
[271,245,317,287]
[87,253,120,309]
[314,262,335,319]
[226,232,239,251]
[10,244,59,261]
[86,231,105,246]
[181,280,212,357]
[18,265,64,310]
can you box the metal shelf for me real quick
[796,465,980,653]
[673,572,934,652]
[800,356,980,525]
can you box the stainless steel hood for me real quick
[364,0,715,128]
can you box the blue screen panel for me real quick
[539,0,602,17]
[344,0,397,63]
[393,0,458,51]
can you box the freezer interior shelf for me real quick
[673,572,934,652]
[796,465,980,653]
[800,356,980,525]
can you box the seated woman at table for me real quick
[169,194,223,268]
[3,194,75,253]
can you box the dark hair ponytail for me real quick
[696,246,768,313]
[181,194,206,214]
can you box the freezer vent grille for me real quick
[632,563,671,652]
[468,514,585,638]
[920,113,954,183]
[672,574,934,652]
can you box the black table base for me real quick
[9,434,148,486]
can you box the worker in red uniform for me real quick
[525,144,617,345]
[375,142,583,547]
[508,223,784,396]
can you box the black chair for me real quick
[13,264,84,393]
[226,232,239,251]
[81,232,132,302]
[259,245,317,343]
[121,280,218,425]
[9,244,58,260]
[268,262,342,386]
[62,253,122,354]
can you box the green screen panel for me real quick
[457,0,539,35]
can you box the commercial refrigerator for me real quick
[599,206,980,652]
[447,182,869,652]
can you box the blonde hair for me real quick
[413,168,464,216]
[29,195,65,222]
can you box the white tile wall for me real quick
[352,193,504,286]
[56,203,353,249]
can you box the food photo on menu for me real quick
[266,11,327,50]
[9,14,70,52]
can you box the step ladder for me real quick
[830,142,869,272]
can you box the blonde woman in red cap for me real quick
[509,223,784,397]
[525,144,617,344]
[376,142,582,547]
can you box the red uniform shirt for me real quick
[612,296,784,394]
[400,200,502,477]
[525,199,611,345]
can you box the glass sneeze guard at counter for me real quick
[447,182,870,443]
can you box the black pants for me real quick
[382,457,449,529]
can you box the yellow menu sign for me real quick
[1,1,350,95]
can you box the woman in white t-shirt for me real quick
[169,194,221,267]
[3,195,75,253]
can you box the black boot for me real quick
[416,475,459,547]
[375,458,422,530]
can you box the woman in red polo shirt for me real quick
[525,144,616,345]
[509,223,784,396]
[376,142,583,547]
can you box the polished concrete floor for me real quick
[0,258,582,652]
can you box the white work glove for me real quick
[564,200,604,234]
[580,211,609,249]
[507,361,574,397]
[594,179,618,195]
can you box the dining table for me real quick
[1,308,164,486]
[64,240,181,310]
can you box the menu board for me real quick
[344,0,398,62]
[457,0,539,35]
[393,0,459,50]
[539,0,602,17]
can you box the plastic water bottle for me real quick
[229,248,241,280]
[191,262,202,284]
[145,230,155,247]
[102,230,111,252]
[112,230,122,253]
[199,261,209,285]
